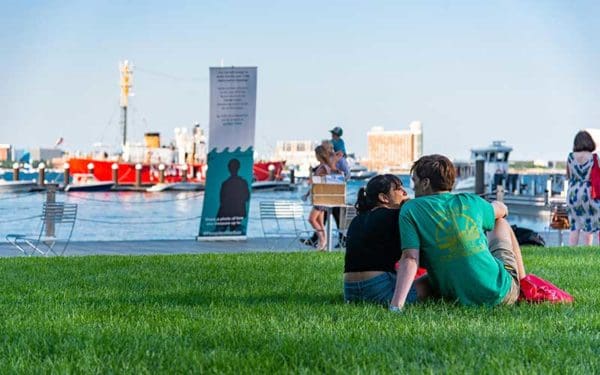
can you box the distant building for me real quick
[0,144,11,161]
[366,121,423,172]
[29,147,64,163]
[274,140,320,177]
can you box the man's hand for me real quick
[390,249,419,310]
[491,201,508,219]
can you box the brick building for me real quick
[366,121,423,172]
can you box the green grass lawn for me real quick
[0,246,598,373]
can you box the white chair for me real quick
[259,200,314,250]
[6,202,78,256]
[336,205,357,249]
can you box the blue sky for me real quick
[1,0,599,161]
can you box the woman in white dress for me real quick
[566,130,600,246]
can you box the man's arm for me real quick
[491,200,508,219]
[390,249,419,310]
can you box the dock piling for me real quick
[112,163,119,186]
[37,162,46,186]
[45,184,57,237]
[63,162,70,186]
[135,163,142,187]
[475,158,484,195]
[158,164,165,183]
[12,163,19,181]
[181,164,188,183]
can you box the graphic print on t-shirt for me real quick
[433,207,487,262]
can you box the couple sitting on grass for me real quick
[344,154,525,312]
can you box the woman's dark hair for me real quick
[573,131,596,152]
[355,174,403,214]
[411,154,456,192]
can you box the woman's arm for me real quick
[315,164,328,177]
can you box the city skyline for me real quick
[1,1,599,162]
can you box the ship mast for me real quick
[119,60,133,149]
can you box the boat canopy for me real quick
[470,141,512,163]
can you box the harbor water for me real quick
[0,180,551,242]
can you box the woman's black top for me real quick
[344,207,401,273]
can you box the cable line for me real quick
[65,192,203,204]
[135,66,208,82]
[0,192,41,201]
[77,215,202,225]
[0,215,41,224]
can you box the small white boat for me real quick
[349,164,377,180]
[147,182,205,192]
[65,173,114,192]
[0,180,38,193]
[251,180,296,192]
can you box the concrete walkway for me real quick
[0,237,320,257]
[0,230,568,257]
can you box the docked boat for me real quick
[453,141,512,193]
[251,180,296,192]
[0,180,39,193]
[68,157,286,186]
[67,60,286,187]
[454,141,567,216]
[349,163,377,180]
[146,182,205,192]
[65,173,115,192]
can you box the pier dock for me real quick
[0,232,570,257]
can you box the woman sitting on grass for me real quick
[308,145,335,251]
[344,174,427,305]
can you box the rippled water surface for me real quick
[0,180,548,241]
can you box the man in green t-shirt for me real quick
[390,154,526,311]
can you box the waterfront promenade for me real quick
[0,231,567,257]
[0,237,307,257]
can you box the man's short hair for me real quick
[411,154,456,192]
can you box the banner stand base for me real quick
[196,236,247,242]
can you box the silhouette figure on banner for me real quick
[216,158,250,232]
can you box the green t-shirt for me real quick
[399,193,512,306]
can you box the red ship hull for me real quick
[67,158,285,184]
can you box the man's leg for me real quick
[487,218,526,279]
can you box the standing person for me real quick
[323,139,350,246]
[566,130,600,246]
[301,141,348,248]
[390,154,527,311]
[322,140,350,181]
[327,131,351,247]
[344,174,426,304]
[307,145,333,251]
[330,126,347,157]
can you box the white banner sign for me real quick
[209,67,257,152]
